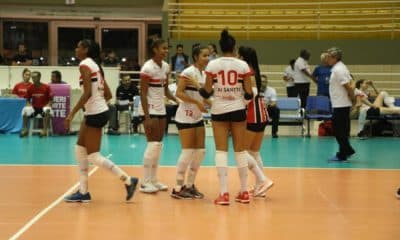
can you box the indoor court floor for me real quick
[0,134,399,240]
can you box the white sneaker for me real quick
[254,180,274,197]
[152,181,168,191]
[139,182,158,193]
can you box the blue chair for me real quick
[305,96,332,137]
[276,97,305,136]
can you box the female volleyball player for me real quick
[200,29,254,205]
[238,46,274,198]
[139,39,178,193]
[64,39,138,203]
[171,45,209,199]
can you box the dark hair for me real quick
[32,71,41,79]
[176,44,183,49]
[149,38,166,57]
[51,70,62,81]
[191,45,208,62]
[219,29,236,53]
[300,49,310,60]
[238,46,262,94]
[80,39,104,77]
[22,68,31,76]
[355,79,365,89]
[289,59,296,69]
[208,43,218,54]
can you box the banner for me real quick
[50,84,70,135]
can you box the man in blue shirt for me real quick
[312,52,332,98]
[171,44,189,74]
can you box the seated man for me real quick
[50,70,66,84]
[353,79,400,138]
[263,75,280,138]
[107,74,139,134]
[20,71,53,137]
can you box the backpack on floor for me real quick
[318,120,334,136]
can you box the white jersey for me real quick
[139,59,169,116]
[283,65,295,87]
[205,57,251,115]
[329,61,352,108]
[175,65,206,124]
[293,57,311,83]
[79,58,108,115]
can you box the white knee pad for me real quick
[75,145,88,161]
[215,151,228,167]
[43,106,53,116]
[235,151,249,168]
[146,142,162,159]
[88,152,113,169]
[22,106,34,117]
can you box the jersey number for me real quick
[218,70,238,86]
[185,110,193,117]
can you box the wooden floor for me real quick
[1,166,399,240]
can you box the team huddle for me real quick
[63,30,275,205]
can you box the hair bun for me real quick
[221,29,229,39]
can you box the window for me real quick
[2,21,48,65]
[101,28,139,67]
[58,27,95,66]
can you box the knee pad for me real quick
[215,151,228,167]
[43,106,53,116]
[75,145,87,161]
[88,152,104,167]
[234,151,249,168]
[22,106,34,116]
[146,142,162,159]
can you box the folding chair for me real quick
[276,97,305,136]
[304,96,332,137]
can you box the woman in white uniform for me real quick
[139,39,178,193]
[171,45,210,199]
[201,30,254,205]
[64,39,138,203]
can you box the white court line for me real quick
[7,153,110,240]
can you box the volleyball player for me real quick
[238,46,274,198]
[64,39,138,203]
[171,45,209,199]
[139,39,178,193]
[200,29,254,205]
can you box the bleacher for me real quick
[167,0,400,40]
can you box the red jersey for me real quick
[247,95,268,124]
[12,82,33,98]
[26,83,52,108]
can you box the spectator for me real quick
[20,71,53,138]
[12,68,32,98]
[283,59,296,97]
[327,47,355,162]
[103,50,120,67]
[120,57,141,80]
[50,70,66,84]
[171,44,189,74]
[107,74,139,135]
[293,49,314,108]
[312,52,332,98]
[12,42,33,66]
[208,43,219,61]
[263,74,280,138]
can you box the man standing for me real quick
[327,47,355,161]
[293,49,314,108]
[171,44,189,74]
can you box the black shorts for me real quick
[85,110,110,128]
[29,107,45,118]
[211,109,246,122]
[149,114,166,119]
[176,120,204,130]
[367,107,380,117]
[247,122,267,132]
